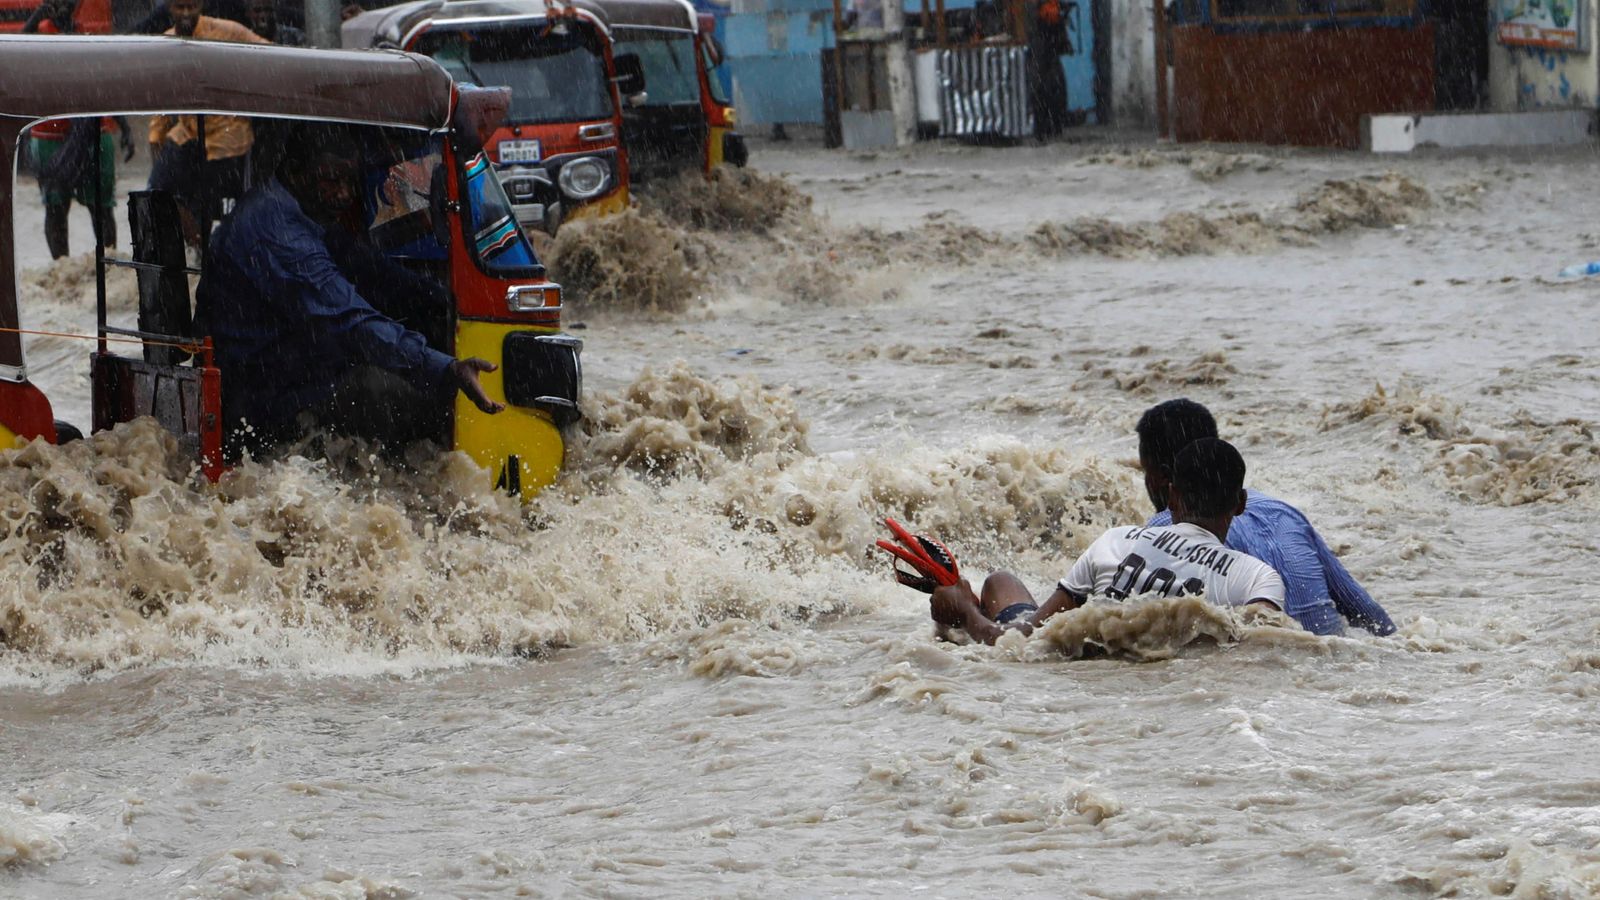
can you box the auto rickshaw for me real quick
[592,0,746,181]
[0,0,110,33]
[343,0,636,234]
[0,35,582,499]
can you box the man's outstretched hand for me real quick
[449,357,506,414]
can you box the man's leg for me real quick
[32,137,72,258]
[94,204,117,250]
[313,366,449,449]
[43,201,70,259]
[198,156,248,240]
[978,571,1038,618]
[928,571,1043,645]
[148,140,203,249]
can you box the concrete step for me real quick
[1363,109,1595,153]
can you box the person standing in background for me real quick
[130,0,251,34]
[22,0,136,257]
[1026,0,1072,139]
[247,0,305,45]
[146,0,270,249]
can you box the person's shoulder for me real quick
[223,182,313,242]
[1227,550,1285,604]
[200,16,271,42]
[1241,486,1305,515]
[1239,489,1317,527]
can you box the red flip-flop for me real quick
[875,517,960,593]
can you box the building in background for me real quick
[1488,0,1595,110]
[723,0,1114,137]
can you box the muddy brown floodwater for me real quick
[4,136,1600,897]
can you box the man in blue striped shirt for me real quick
[1137,400,1396,636]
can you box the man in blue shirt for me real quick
[1137,399,1396,636]
[197,128,503,452]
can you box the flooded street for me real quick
[4,136,1600,897]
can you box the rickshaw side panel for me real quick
[452,320,566,499]
[444,144,571,500]
[0,380,56,446]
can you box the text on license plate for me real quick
[499,140,542,163]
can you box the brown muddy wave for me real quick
[544,169,1438,314]
[0,363,1146,678]
[1321,380,1599,507]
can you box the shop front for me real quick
[1166,0,1435,148]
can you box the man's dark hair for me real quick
[1172,437,1246,519]
[276,125,362,178]
[1136,398,1218,476]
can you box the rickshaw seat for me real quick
[127,190,193,366]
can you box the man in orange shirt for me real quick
[147,0,270,247]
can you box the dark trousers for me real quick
[308,366,450,448]
[226,366,450,459]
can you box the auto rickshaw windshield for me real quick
[419,24,613,125]
[614,29,701,106]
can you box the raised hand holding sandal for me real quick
[875,517,960,594]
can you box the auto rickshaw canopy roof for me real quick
[0,35,455,127]
[590,0,696,33]
[0,35,458,376]
[342,0,615,49]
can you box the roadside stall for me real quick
[821,0,1099,145]
[0,35,582,499]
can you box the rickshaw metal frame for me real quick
[0,35,456,380]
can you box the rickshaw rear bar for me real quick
[101,258,203,277]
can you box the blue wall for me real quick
[1059,0,1096,122]
[724,0,838,125]
[725,0,1098,126]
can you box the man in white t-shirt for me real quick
[930,438,1285,644]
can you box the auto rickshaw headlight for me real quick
[558,157,609,200]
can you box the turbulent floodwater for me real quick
[4,137,1600,897]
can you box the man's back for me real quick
[198,178,453,433]
[1062,523,1285,610]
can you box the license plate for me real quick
[498,139,541,164]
